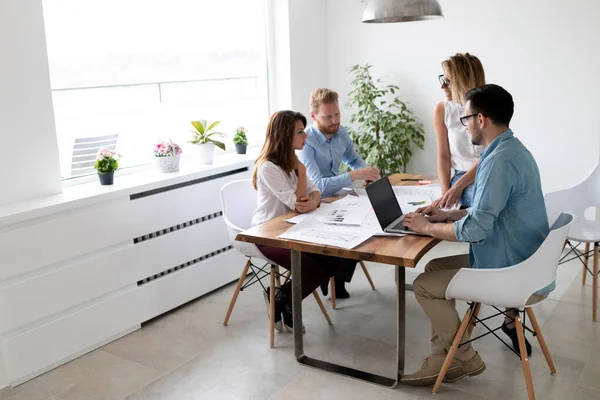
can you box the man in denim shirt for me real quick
[298,88,380,298]
[401,84,550,386]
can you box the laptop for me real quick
[365,176,420,235]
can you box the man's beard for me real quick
[318,122,339,135]
[470,128,483,146]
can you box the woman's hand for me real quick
[295,196,318,213]
[436,185,464,209]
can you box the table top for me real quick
[236,174,441,268]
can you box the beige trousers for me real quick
[413,254,547,361]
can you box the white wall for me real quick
[266,0,328,117]
[0,0,62,207]
[326,0,600,194]
[288,0,328,117]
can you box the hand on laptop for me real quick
[415,206,449,223]
[403,212,431,234]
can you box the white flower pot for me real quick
[155,155,180,173]
[198,142,215,164]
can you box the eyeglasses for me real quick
[438,74,450,87]
[460,113,486,126]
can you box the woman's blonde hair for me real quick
[252,110,307,190]
[442,53,486,105]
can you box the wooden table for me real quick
[236,174,440,387]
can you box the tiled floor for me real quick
[3,242,600,400]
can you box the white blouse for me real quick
[444,100,484,172]
[251,161,320,227]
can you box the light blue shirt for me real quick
[297,124,366,198]
[454,129,553,294]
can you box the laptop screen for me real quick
[365,177,403,229]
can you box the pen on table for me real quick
[401,178,422,181]
[408,201,427,206]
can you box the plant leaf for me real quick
[191,120,206,134]
[206,120,220,132]
[210,139,226,151]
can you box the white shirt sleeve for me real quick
[258,162,298,210]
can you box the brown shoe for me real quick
[443,352,486,383]
[401,354,461,386]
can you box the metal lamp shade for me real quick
[362,0,444,23]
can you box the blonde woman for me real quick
[252,110,339,332]
[434,53,486,208]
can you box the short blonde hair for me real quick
[309,88,339,114]
[442,53,486,105]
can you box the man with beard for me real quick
[298,88,380,298]
[400,84,551,386]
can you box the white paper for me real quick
[278,217,375,249]
[392,185,442,200]
[321,196,371,225]
[361,210,406,237]
[284,202,334,224]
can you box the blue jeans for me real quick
[451,170,475,209]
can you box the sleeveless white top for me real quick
[444,100,484,171]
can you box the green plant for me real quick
[94,148,120,173]
[346,64,425,176]
[233,127,248,146]
[190,120,226,150]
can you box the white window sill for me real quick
[0,147,260,229]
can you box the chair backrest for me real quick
[545,164,600,226]
[220,179,273,261]
[446,213,576,308]
[220,179,258,235]
[71,134,118,177]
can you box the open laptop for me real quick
[365,176,420,235]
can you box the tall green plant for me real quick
[346,64,425,176]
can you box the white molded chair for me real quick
[433,213,576,400]
[220,179,332,348]
[545,164,600,321]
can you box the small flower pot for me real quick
[235,144,247,154]
[156,155,180,173]
[198,143,215,164]
[98,171,114,185]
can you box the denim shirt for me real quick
[297,124,366,198]
[454,129,553,294]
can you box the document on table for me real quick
[278,217,376,249]
[392,184,442,201]
[285,196,371,226]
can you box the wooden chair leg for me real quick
[432,303,476,394]
[467,303,481,337]
[525,308,556,374]
[330,277,337,309]
[593,243,598,322]
[269,265,276,348]
[515,315,536,400]
[275,265,282,287]
[582,242,590,285]
[223,260,250,326]
[313,291,333,325]
[360,261,376,290]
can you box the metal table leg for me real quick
[291,249,406,387]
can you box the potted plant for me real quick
[190,120,225,165]
[154,139,183,173]
[346,64,425,176]
[233,127,248,154]
[94,148,120,185]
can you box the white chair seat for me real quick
[567,219,600,242]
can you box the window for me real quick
[42,0,269,179]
